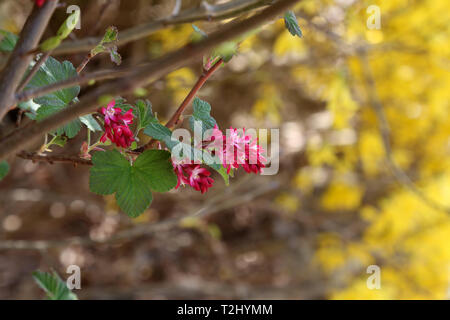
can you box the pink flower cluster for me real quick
[173,160,214,194]
[99,100,135,148]
[206,125,266,174]
[173,125,266,194]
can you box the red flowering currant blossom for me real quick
[172,159,214,194]
[99,100,135,148]
[204,125,266,174]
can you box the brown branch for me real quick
[76,52,94,74]
[17,151,92,166]
[16,51,51,93]
[0,0,300,161]
[167,58,224,129]
[0,0,59,121]
[15,67,132,104]
[50,0,273,56]
[139,58,224,152]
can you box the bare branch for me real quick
[50,0,273,56]
[16,68,132,104]
[0,0,300,161]
[16,51,51,93]
[17,151,92,166]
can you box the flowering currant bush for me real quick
[0,1,303,219]
[88,95,267,216]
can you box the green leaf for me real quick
[284,11,303,38]
[143,121,179,149]
[40,11,80,52]
[91,26,121,65]
[80,114,102,131]
[108,46,122,65]
[0,161,10,181]
[115,98,133,112]
[32,271,78,300]
[143,119,229,185]
[89,150,177,218]
[102,26,119,43]
[0,30,18,52]
[51,135,68,148]
[135,99,153,130]
[133,149,178,193]
[26,56,81,138]
[27,56,80,107]
[89,150,130,195]
[189,98,217,135]
[36,105,82,138]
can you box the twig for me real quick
[359,51,450,214]
[167,58,224,129]
[138,58,224,152]
[0,0,59,121]
[49,0,273,56]
[16,51,51,93]
[17,151,92,166]
[0,0,300,161]
[16,68,132,104]
[76,52,94,74]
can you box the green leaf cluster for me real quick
[143,98,229,185]
[89,150,177,218]
[25,57,82,138]
[91,26,122,66]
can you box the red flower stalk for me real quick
[99,100,135,148]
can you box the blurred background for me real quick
[0,0,449,299]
